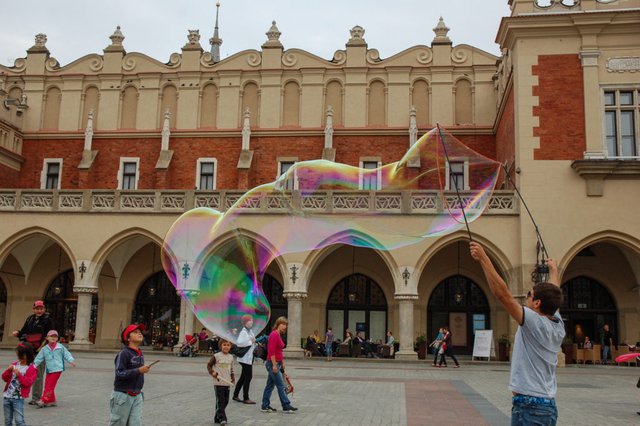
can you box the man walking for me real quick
[12,300,54,404]
[470,242,565,426]
[108,324,152,426]
[601,324,613,365]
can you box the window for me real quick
[118,158,140,190]
[445,161,469,191]
[359,160,381,190]
[41,159,62,189]
[604,89,639,157]
[196,158,217,190]
[277,160,296,190]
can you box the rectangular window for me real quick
[361,161,378,191]
[118,158,140,190]
[603,89,639,157]
[196,159,217,190]
[449,161,465,191]
[278,161,295,190]
[45,162,60,189]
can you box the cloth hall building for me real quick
[0,0,639,359]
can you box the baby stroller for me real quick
[176,334,198,357]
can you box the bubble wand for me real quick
[436,124,473,242]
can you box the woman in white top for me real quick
[232,314,256,404]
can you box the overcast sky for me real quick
[0,0,511,67]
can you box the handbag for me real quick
[231,345,251,358]
[284,374,294,395]
[253,344,266,360]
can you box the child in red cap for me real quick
[108,324,153,425]
[33,330,76,407]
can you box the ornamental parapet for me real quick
[0,189,518,215]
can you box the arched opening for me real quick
[367,81,386,126]
[325,81,343,126]
[241,82,259,127]
[81,86,99,129]
[428,275,490,354]
[200,84,218,128]
[131,271,180,348]
[262,273,287,335]
[326,273,387,342]
[282,81,300,126]
[44,269,98,343]
[0,277,6,342]
[160,85,178,128]
[455,79,472,125]
[42,87,62,130]
[120,86,138,129]
[412,80,430,126]
[561,276,618,345]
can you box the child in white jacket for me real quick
[33,330,76,407]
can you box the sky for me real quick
[0,1,512,67]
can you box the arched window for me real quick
[132,271,180,348]
[326,273,387,342]
[325,81,343,126]
[455,79,472,124]
[262,273,287,335]
[160,85,178,128]
[282,81,300,126]
[561,276,618,344]
[241,83,259,127]
[81,86,99,129]
[428,275,489,354]
[412,80,430,127]
[42,87,62,130]
[367,81,386,126]
[120,86,138,129]
[44,269,99,343]
[200,84,218,128]
[0,277,6,342]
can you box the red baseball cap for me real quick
[121,324,145,344]
[33,300,45,308]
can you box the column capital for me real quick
[579,50,600,67]
[73,286,99,294]
[394,294,418,301]
[283,291,308,300]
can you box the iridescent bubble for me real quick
[162,127,501,342]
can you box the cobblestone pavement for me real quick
[0,350,637,425]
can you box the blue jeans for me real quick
[108,391,144,426]
[511,397,557,426]
[602,345,610,364]
[3,398,25,426]
[261,361,291,410]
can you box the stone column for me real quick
[395,295,418,360]
[282,292,307,358]
[70,287,97,350]
[175,298,187,353]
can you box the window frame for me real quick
[117,157,140,190]
[276,158,298,191]
[444,159,469,191]
[40,158,63,190]
[358,158,382,190]
[602,88,639,158]
[195,158,217,190]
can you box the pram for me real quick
[176,334,198,357]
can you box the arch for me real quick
[132,270,180,348]
[91,227,164,272]
[368,80,386,126]
[411,79,430,127]
[325,80,343,126]
[81,86,99,129]
[262,273,287,334]
[120,86,138,129]
[160,84,178,128]
[560,276,618,346]
[42,86,62,130]
[326,273,388,343]
[455,79,473,125]
[199,83,218,128]
[0,227,76,275]
[282,81,300,127]
[560,231,640,272]
[0,277,6,341]
[44,269,99,343]
[427,274,490,354]
[241,82,259,127]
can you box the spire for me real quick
[209,2,223,62]
[432,17,451,45]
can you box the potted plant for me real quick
[415,335,427,359]
[561,335,576,364]
[498,334,511,361]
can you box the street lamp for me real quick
[531,241,549,284]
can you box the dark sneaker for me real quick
[232,396,242,403]
[243,399,256,404]
[283,406,298,413]
[261,406,277,413]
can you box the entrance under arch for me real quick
[561,276,618,345]
[326,273,387,343]
[132,271,180,348]
[0,277,6,342]
[428,275,490,355]
[262,273,287,336]
[44,269,98,343]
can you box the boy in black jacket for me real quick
[108,324,152,426]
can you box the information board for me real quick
[472,330,495,360]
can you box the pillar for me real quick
[282,292,306,358]
[395,295,418,360]
[70,288,96,350]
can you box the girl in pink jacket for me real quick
[2,343,37,426]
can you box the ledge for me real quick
[571,159,640,196]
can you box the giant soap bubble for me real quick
[162,127,501,342]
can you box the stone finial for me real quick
[347,25,367,46]
[409,106,418,146]
[187,30,201,45]
[210,1,223,62]
[110,26,125,46]
[161,109,171,151]
[34,33,47,47]
[432,17,451,44]
[241,107,251,150]
[84,110,94,151]
[324,106,334,149]
[263,21,283,48]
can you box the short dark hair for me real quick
[532,283,563,316]
[16,342,35,364]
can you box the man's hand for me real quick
[469,241,489,263]
[11,331,18,338]
[138,365,150,374]
[546,258,559,286]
